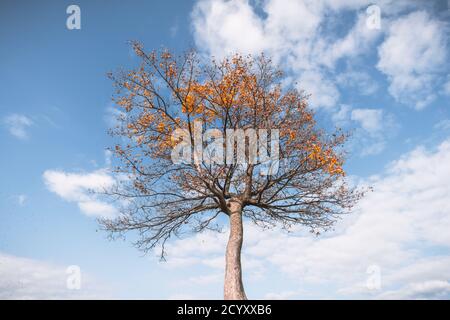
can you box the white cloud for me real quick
[0,252,108,299]
[378,280,450,300]
[297,70,340,108]
[163,138,450,299]
[192,0,266,57]
[77,201,116,217]
[191,0,385,109]
[3,114,33,140]
[104,149,113,167]
[332,104,352,124]
[320,11,381,68]
[167,293,199,300]
[43,169,117,218]
[351,108,383,134]
[191,1,448,110]
[377,11,448,109]
[180,273,222,286]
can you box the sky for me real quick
[0,0,450,299]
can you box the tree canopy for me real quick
[101,42,362,259]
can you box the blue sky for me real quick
[1,0,450,299]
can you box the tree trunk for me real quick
[224,200,247,300]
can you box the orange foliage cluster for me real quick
[307,144,344,176]
[110,46,345,176]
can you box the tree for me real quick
[101,42,363,300]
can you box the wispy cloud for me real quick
[43,169,117,218]
[104,106,126,129]
[333,105,396,156]
[435,119,450,131]
[3,114,33,140]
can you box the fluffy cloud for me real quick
[377,11,448,109]
[2,114,33,140]
[191,1,448,110]
[163,137,450,299]
[191,0,381,61]
[191,0,384,109]
[43,169,117,218]
[0,252,108,299]
[191,0,266,57]
[351,108,384,133]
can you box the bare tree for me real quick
[101,42,363,299]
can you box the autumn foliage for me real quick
[102,42,362,299]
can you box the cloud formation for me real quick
[163,137,450,299]
[191,0,381,108]
[43,169,117,218]
[377,11,448,109]
[191,0,448,109]
[0,252,108,299]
